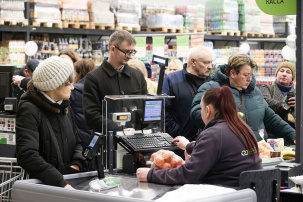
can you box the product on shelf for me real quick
[141,4,183,29]
[238,1,261,33]
[205,0,239,32]
[175,4,205,31]
[60,0,89,22]
[110,0,141,28]
[30,0,61,22]
[0,0,26,22]
[260,13,275,35]
[87,1,114,26]
[250,49,287,85]
[0,40,25,65]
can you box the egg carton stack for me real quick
[205,0,240,36]
[140,4,183,33]
[175,4,205,32]
[0,0,27,26]
[29,0,62,28]
[61,0,89,29]
[88,1,115,30]
[110,0,141,31]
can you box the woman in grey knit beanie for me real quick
[16,56,85,189]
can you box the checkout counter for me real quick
[12,171,257,202]
[10,95,303,201]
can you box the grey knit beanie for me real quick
[33,56,74,91]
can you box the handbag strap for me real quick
[40,111,64,164]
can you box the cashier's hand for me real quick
[64,184,74,189]
[288,97,296,108]
[172,136,189,150]
[70,165,80,171]
[136,168,150,182]
[12,75,24,85]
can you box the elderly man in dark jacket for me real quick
[83,30,147,132]
[163,45,213,143]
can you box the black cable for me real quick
[141,129,144,135]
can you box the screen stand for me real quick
[157,64,166,95]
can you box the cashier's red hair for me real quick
[202,86,259,159]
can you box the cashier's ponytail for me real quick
[202,86,259,159]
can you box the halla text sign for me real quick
[256,0,296,15]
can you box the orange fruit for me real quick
[150,153,158,161]
[162,163,172,169]
[155,156,165,166]
[170,159,178,168]
[162,151,173,160]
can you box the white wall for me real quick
[95,0,209,6]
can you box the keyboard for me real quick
[117,133,178,152]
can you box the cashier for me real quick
[16,56,85,189]
[137,86,263,187]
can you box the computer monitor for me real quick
[0,65,15,99]
[142,99,163,124]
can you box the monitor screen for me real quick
[143,100,162,123]
[0,65,15,99]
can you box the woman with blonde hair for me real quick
[128,59,158,93]
[167,59,183,74]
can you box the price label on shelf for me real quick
[153,37,165,57]
[177,35,189,58]
[135,37,146,58]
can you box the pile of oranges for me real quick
[150,150,184,170]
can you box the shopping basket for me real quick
[0,157,25,202]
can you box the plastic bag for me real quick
[150,150,184,170]
[258,140,273,159]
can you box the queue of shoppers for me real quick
[14,30,296,190]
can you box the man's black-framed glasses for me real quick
[114,45,137,57]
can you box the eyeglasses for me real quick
[114,45,137,57]
[238,72,254,80]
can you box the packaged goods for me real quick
[205,0,239,32]
[267,138,284,152]
[110,0,141,27]
[29,3,61,21]
[61,0,87,10]
[0,0,25,11]
[258,140,274,159]
[90,177,121,192]
[150,150,184,170]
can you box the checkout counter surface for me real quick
[12,171,257,202]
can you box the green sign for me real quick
[177,35,189,47]
[153,37,165,47]
[135,37,146,48]
[255,0,296,15]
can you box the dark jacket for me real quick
[83,60,148,132]
[162,64,210,141]
[147,118,263,187]
[190,64,296,142]
[70,77,92,148]
[259,82,295,128]
[16,80,85,187]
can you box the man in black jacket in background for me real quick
[13,59,39,92]
[83,30,147,133]
[162,45,213,145]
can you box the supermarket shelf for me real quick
[0,25,28,32]
[30,27,116,35]
[133,32,244,41]
[246,37,286,42]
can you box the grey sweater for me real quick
[147,118,263,187]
